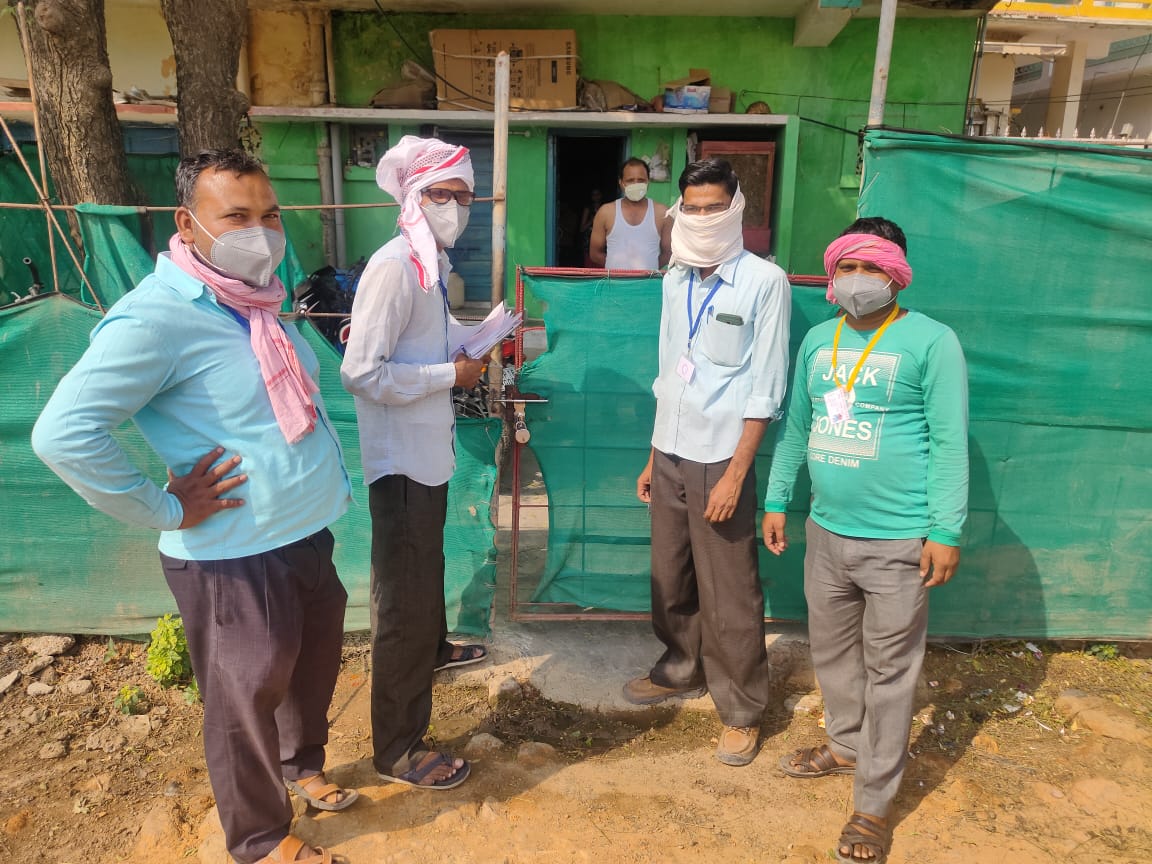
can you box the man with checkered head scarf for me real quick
[341,136,489,790]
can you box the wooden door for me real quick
[698,140,775,254]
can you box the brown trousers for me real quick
[162,528,347,864]
[648,450,769,727]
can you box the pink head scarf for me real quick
[822,233,913,303]
[168,234,319,444]
[375,135,474,292]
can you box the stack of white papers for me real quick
[453,303,523,359]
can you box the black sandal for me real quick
[435,644,488,672]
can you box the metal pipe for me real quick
[15,0,58,295]
[324,11,337,105]
[0,113,103,311]
[491,52,510,310]
[317,132,337,266]
[866,0,899,127]
[307,10,327,107]
[329,123,347,268]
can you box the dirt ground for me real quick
[2,631,1151,864]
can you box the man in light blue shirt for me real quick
[33,150,356,864]
[627,159,791,768]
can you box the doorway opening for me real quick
[551,133,627,267]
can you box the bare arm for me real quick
[588,203,612,268]
[703,418,769,522]
[656,203,672,268]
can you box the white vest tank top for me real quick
[606,199,660,270]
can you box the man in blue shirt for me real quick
[627,159,792,767]
[33,150,356,864]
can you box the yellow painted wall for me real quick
[249,10,318,107]
[0,17,26,83]
[0,2,174,97]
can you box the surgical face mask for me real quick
[189,211,285,287]
[622,182,648,202]
[832,273,896,318]
[422,200,470,248]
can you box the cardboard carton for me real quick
[708,87,734,114]
[430,29,578,111]
[663,69,711,114]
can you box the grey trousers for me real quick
[161,528,347,864]
[368,475,449,775]
[803,518,928,817]
[648,449,769,727]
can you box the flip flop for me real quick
[284,774,360,811]
[378,751,471,790]
[779,743,856,778]
[435,644,488,672]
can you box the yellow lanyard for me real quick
[830,304,901,394]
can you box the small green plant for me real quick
[104,636,119,664]
[147,614,198,699]
[1085,643,1120,661]
[115,685,147,715]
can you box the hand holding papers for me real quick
[453,303,522,359]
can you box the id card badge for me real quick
[676,354,696,383]
[823,387,853,423]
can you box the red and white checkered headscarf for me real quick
[376,135,474,292]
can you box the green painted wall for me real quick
[313,13,977,311]
[255,122,326,276]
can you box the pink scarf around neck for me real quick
[168,234,318,444]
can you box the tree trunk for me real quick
[16,0,136,206]
[160,0,250,155]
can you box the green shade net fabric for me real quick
[519,130,1152,638]
[518,273,828,622]
[1,152,307,307]
[0,298,498,637]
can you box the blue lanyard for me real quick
[686,271,722,348]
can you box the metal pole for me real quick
[866,0,899,127]
[15,0,59,295]
[329,123,347,268]
[491,52,510,310]
[0,114,103,311]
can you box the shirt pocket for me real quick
[699,314,753,368]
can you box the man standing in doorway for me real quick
[33,149,357,864]
[341,136,488,791]
[589,157,671,270]
[628,158,791,767]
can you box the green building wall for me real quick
[255,14,977,313]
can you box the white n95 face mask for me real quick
[422,201,470,248]
[623,182,648,202]
[189,211,286,287]
[832,273,895,318]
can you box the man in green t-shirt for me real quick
[762,217,968,864]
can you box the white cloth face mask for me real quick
[623,182,648,202]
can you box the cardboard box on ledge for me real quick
[430,29,578,111]
[708,87,734,113]
[663,69,711,114]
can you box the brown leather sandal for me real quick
[257,835,332,864]
[778,743,856,777]
[835,813,890,863]
[285,773,359,811]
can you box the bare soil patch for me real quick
[2,635,1150,864]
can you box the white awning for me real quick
[983,40,1068,56]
